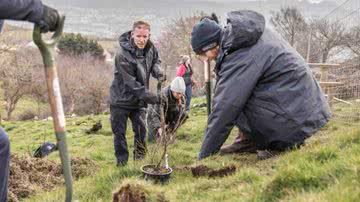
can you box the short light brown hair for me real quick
[132,21,151,31]
[180,55,190,64]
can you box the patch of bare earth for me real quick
[113,184,147,202]
[113,183,169,202]
[8,154,97,202]
[191,165,237,178]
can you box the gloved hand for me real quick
[37,5,60,33]
[143,92,160,105]
[158,71,166,82]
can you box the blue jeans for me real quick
[0,128,10,202]
[185,84,192,111]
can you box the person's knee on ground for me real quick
[147,129,157,143]
[147,122,157,143]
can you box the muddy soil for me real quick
[191,165,211,177]
[191,165,237,178]
[71,157,98,178]
[8,154,97,202]
[113,183,169,202]
[113,184,146,202]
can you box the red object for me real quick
[177,64,187,77]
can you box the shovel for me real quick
[203,59,212,116]
[33,16,73,202]
[157,79,165,143]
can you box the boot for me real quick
[220,131,257,154]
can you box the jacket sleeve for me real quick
[115,52,152,100]
[151,48,162,79]
[198,56,263,160]
[0,0,44,22]
[177,64,186,77]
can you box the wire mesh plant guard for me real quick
[310,59,360,126]
[308,0,360,126]
[141,80,187,183]
[327,60,360,125]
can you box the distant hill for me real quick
[24,0,340,38]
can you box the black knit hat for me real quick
[191,18,222,54]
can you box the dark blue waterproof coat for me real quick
[198,10,331,159]
[0,0,43,31]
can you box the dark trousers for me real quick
[110,106,147,165]
[0,128,10,202]
[185,84,192,111]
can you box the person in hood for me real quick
[191,10,331,160]
[0,0,59,200]
[110,21,165,166]
[147,77,187,143]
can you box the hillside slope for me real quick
[2,98,360,201]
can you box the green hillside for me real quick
[2,98,360,201]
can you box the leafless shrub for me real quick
[56,54,112,115]
[0,49,41,120]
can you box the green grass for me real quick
[3,97,360,202]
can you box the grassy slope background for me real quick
[1,97,360,201]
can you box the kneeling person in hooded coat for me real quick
[191,10,331,160]
[147,77,187,143]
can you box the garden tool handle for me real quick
[204,59,211,116]
[33,15,73,202]
[33,15,65,55]
[157,80,165,133]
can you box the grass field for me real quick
[2,97,360,202]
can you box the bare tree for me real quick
[55,54,112,115]
[0,50,38,120]
[270,7,308,47]
[157,13,206,82]
[0,32,17,56]
[30,69,48,117]
[311,18,346,63]
[344,26,360,57]
[0,24,34,121]
[80,58,112,114]
[57,55,87,115]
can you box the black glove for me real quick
[143,92,160,105]
[37,5,60,33]
[158,71,166,82]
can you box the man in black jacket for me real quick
[110,21,165,166]
[0,1,59,200]
[191,11,331,160]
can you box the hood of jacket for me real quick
[118,31,154,54]
[221,10,265,53]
